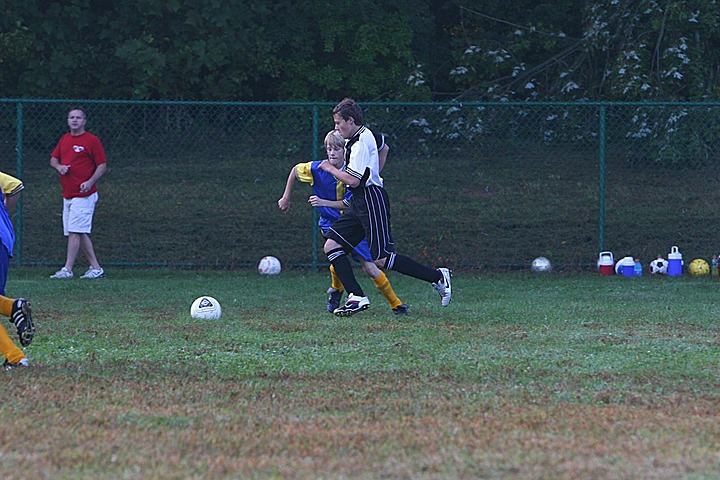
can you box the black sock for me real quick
[326,248,365,297]
[388,254,440,283]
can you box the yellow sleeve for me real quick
[0,172,24,196]
[294,162,315,185]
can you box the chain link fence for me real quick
[1,99,719,271]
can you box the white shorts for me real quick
[62,192,98,236]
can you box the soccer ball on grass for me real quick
[258,255,282,275]
[190,296,222,320]
[649,257,668,275]
[531,257,552,272]
[689,258,709,276]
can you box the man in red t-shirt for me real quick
[49,107,108,279]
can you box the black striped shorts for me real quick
[324,185,395,260]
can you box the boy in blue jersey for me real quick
[0,172,35,369]
[278,130,408,315]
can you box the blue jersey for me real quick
[0,172,22,259]
[295,160,375,262]
[295,160,349,231]
[0,198,13,258]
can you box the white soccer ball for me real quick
[258,255,282,275]
[649,257,668,275]
[531,257,552,272]
[190,296,222,320]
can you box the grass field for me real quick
[1,267,719,479]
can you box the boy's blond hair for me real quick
[324,130,345,149]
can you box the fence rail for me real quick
[2,98,719,271]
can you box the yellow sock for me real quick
[329,265,344,292]
[0,295,14,317]
[373,271,403,309]
[0,323,25,364]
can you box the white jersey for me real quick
[345,125,383,188]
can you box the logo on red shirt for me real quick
[73,145,85,153]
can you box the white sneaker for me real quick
[333,293,370,317]
[3,358,29,370]
[50,267,73,279]
[80,267,105,279]
[432,268,452,307]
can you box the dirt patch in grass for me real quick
[2,368,718,479]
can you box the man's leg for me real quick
[80,233,101,270]
[65,232,81,272]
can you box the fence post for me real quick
[311,104,320,270]
[15,101,23,265]
[598,104,606,255]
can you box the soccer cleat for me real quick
[11,298,35,347]
[392,304,410,315]
[80,267,105,279]
[333,294,370,317]
[50,267,73,279]
[432,268,453,307]
[326,288,343,313]
[3,358,29,370]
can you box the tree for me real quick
[0,0,435,101]
[442,0,720,101]
[5,1,717,102]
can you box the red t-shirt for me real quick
[51,131,107,199]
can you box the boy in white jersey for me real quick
[278,130,408,315]
[320,98,452,316]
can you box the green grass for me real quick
[2,268,720,479]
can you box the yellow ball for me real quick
[689,258,710,276]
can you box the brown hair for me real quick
[68,106,87,118]
[332,98,364,125]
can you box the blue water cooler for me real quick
[620,256,635,277]
[667,246,683,277]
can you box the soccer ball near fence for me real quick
[689,258,710,276]
[531,257,552,272]
[258,256,282,275]
[190,296,222,320]
[649,257,668,275]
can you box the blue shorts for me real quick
[352,239,372,263]
[321,226,373,263]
